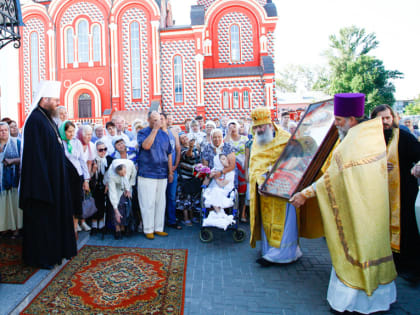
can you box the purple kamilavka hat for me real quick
[334,93,365,117]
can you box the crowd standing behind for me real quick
[2,82,420,313]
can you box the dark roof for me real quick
[162,25,193,31]
[264,1,278,17]
[190,5,205,26]
[204,67,263,79]
[261,56,275,74]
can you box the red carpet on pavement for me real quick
[21,245,187,314]
[0,238,38,284]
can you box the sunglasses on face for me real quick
[98,148,107,152]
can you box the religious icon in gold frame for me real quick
[260,99,338,199]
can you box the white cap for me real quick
[30,80,62,110]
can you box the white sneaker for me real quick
[81,222,91,231]
[76,224,82,232]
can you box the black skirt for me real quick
[66,159,83,218]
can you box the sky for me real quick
[170,0,420,100]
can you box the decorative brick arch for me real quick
[64,80,101,119]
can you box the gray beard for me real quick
[256,128,274,145]
[337,128,348,140]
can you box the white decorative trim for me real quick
[64,79,101,118]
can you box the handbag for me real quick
[82,191,98,219]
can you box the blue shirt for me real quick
[168,130,176,166]
[137,127,171,179]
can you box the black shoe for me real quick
[38,264,54,270]
[91,228,98,235]
[114,231,122,240]
[167,223,183,230]
[256,258,274,267]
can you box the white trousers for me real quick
[137,176,167,234]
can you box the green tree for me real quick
[404,95,420,115]
[276,64,328,92]
[322,26,403,115]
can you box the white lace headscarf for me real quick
[210,129,224,154]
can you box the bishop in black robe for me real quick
[19,106,77,268]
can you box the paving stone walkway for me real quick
[1,224,420,314]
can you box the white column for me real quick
[88,32,93,67]
[151,20,161,96]
[195,54,204,107]
[109,23,119,97]
[47,28,56,80]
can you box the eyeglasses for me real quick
[98,148,107,152]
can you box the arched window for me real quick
[92,25,101,62]
[230,25,240,62]
[30,32,39,99]
[130,22,141,99]
[173,55,183,103]
[222,91,229,110]
[78,20,89,63]
[243,90,250,109]
[78,93,92,118]
[66,28,74,64]
[233,90,239,109]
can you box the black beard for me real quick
[383,128,393,145]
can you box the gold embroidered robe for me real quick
[315,118,397,296]
[249,125,290,248]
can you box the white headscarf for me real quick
[210,129,224,154]
[111,159,132,191]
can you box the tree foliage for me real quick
[276,64,328,93]
[404,95,420,115]
[322,26,403,115]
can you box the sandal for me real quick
[181,220,193,226]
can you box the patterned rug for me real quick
[0,237,38,284]
[21,245,187,314]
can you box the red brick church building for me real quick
[18,0,278,126]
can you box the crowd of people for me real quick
[1,80,420,314]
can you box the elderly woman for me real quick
[105,159,137,239]
[77,125,96,172]
[202,129,235,178]
[90,140,114,233]
[200,120,216,152]
[111,136,138,163]
[0,122,22,238]
[59,121,91,236]
[224,120,249,221]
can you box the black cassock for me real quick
[388,128,420,271]
[19,106,77,267]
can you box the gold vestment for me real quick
[386,128,401,252]
[315,118,397,296]
[249,125,290,248]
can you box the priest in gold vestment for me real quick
[290,93,397,314]
[249,107,302,267]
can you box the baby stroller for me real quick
[199,185,246,243]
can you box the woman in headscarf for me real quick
[77,125,96,173]
[104,159,137,239]
[224,120,249,221]
[59,121,90,237]
[0,122,22,238]
[200,120,216,152]
[202,129,235,176]
[90,140,113,233]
